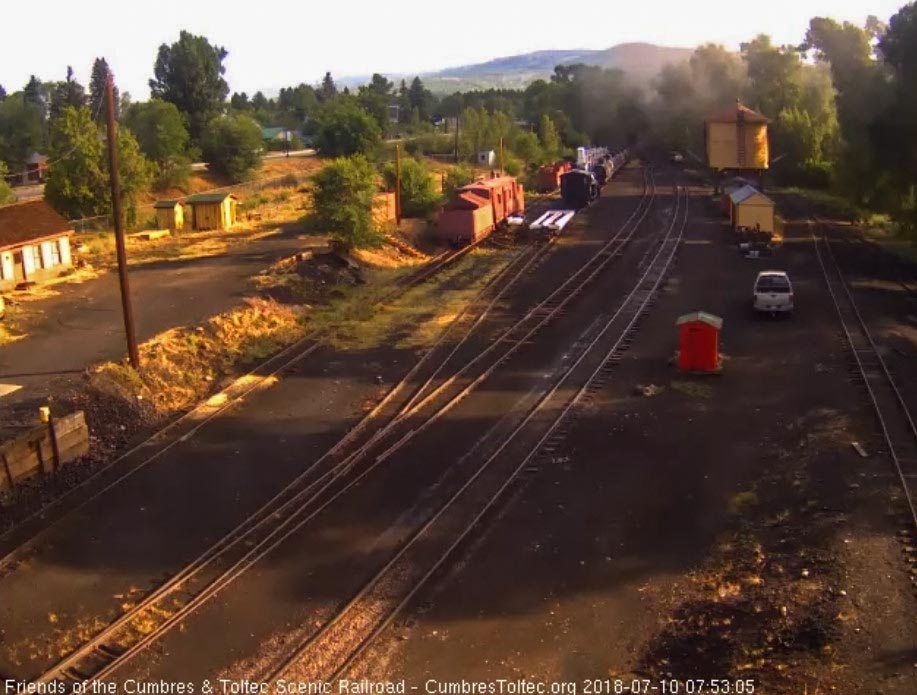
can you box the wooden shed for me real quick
[729,185,775,234]
[153,199,185,231]
[185,193,238,231]
[706,101,770,173]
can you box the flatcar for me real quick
[560,170,599,208]
[437,175,525,245]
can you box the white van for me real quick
[753,271,794,315]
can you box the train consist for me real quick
[437,174,525,245]
[561,148,629,208]
[534,161,572,193]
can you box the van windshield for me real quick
[757,276,791,293]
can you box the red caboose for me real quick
[535,162,571,192]
[438,175,525,245]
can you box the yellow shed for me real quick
[153,199,185,231]
[729,185,775,234]
[186,193,239,231]
[706,101,770,172]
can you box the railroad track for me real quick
[26,168,655,687]
[813,223,917,536]
[0,217,532,574]
[261,181,688,685]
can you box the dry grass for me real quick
[89,298,306,416]
[81,185,316,271]
[307,247,513,351]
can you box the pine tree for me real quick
[89,58,118,122]
[320,72,338,102]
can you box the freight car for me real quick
[591,158,613,187]
[437,175,525,245]
[535,161,572,192]
[560,169,599,208]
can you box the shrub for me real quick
[382,158,441,218]
[311,155,381,249]
[309,101,383,159]
[443,164,475,196]
[201,114,263,182]
[154,155,192,191]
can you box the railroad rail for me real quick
[26,169,655,687]
[813,223,917,535]
[262,182,688,685]
[0,216,533,573]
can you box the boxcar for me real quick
[438,175,525,245]
[560,170,599,208]
[535,162,572,192]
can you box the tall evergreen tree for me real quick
[319,72,338,102]
[89,58,118,122]
[149,30,230,141]
[50,66,87,119]
[0,84,7,101]
[23,75,47,120]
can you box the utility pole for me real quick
[454,117,460,163]
[498,137,505,175]
[105,67,140,370]
[394,143,403,226]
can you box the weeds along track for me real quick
[813,223,917,537]
[262,182,688,685]
[28,169,655,686]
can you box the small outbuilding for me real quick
[153,199,185,231]
[185,193,239,231]
[0,200,74,291]
[729,185,775,235]
[677,312,722,373]
[476,150,496,167]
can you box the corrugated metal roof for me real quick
[186,193,237,205]
[676,311,723,329]
[729,184,772,205]
[708,102,770,124]
[0,199,72,250]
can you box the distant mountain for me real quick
[421,43,694,92]
[265,43,695,96]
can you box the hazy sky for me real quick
[1,0,906,98]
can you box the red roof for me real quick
[707,102,770,124]
[461,175,518,191]
[447,192,490,210]
[0,199,73,251]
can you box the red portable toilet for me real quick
[676,311,723,373]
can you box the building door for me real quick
[13,250,26,283]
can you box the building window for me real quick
[51,241,61,266]
[31,246,42,269]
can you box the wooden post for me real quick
[394,143,402,226]
[105,66,140,370]
[499,137,505,175]
[1,451,14,493]
[454,117,460,163]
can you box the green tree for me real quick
[0,94,46,168]
[358,74,395,131]
[309,101,382,158]
[0,161,15,204]
[0,84,6,101]
[50,66,86,119]
[382,158,440,218]
[149,31,230,141]
[538,114,561,160]
[45,106,152,224]
[407,77,434,121]
[23,75,48,121]
[311,155,380,249]
[89,58,118,123]
[512,130,542,165]
[123,100,194,189]
[319,72,338,102]
[201,114,262,182]
[741,35,804,117]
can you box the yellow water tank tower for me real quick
[705,101,770,173]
